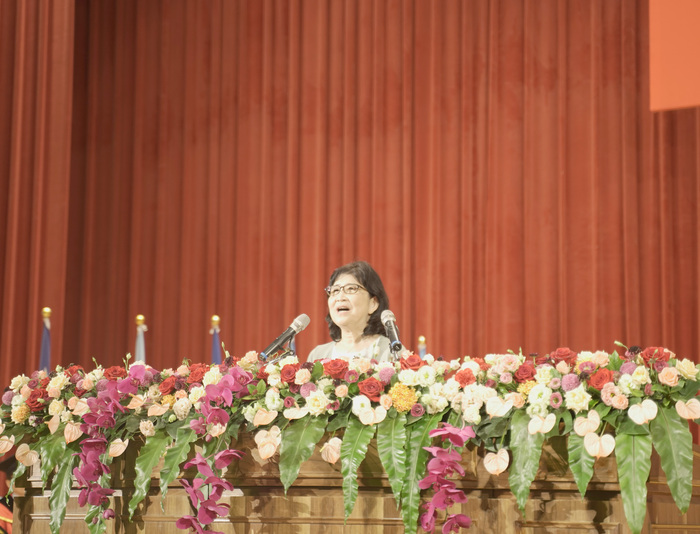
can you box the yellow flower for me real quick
[11,404,30,424]
[389,383,418,413]
[161,394,176,408]
[517,381,536,397]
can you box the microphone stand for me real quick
[258,335,297,366]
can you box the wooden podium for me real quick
[12,436,700,533]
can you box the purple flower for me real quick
[578,361,596,376]
[288,383,301,394]
[2,390,15,405]
[300,382,317,398]
[283,396,296,408]
[549,392,563,409]
[205,476,234,501]
[197,498,230,525]
[548,377,561,390]
[183,453,215,479]
[190,417,207,435]
[499,373,513,384]
[484,379,496,388]
[419,502,437,532]
[620,361,637,375]
[442,513,472,533]
[431,486,468,510]
[378,367,396,384]
[561,373,580,392]
[644,383,653,395]
[228,367,255,398]
[411,403,426,417]
[213,449,244,470]
[429,424,475,448]
[102,509,115,520]
[653,359,668,372]
[327,400,340,411]
[175,515,205,534]
[204,377,234,407]
[345,370,359,383]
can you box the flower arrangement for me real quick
[0,343,698,534]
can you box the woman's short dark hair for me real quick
[325,261,390,341]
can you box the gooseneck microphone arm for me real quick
[258,314,310,363]
[381,310,403,354]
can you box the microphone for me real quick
[259,314,310,362]
[381,310,402,353]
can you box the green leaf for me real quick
[376,412,407,506]
[39,431,68,490]
[649,406,693,513]
[128,431,173,519]
[279,415,329,492]
[327,409,350,432]
[508,410,545,513]
[340,416,376,520]
[567,433,594,497]
[48,443,79,534]
[159,428,199,507]
[615,433,652,534]
[399,411,445,534]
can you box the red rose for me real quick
[40,377,51,388]
[534,354,550,366]
[400,354,425,371]
[103,366,127,381]
[280,364,300,384]
[358,377,384,402]
[159,376,177,395]
[640,347,671,366]
[323,359,349,380]
[514,362,536,383]
[588,369,614,390]
[187,363,209,384]
[64,365,85,379]
[454,369,476,388]
[256,367,269,382]
[26,388,50,412]
[549,347,578,366]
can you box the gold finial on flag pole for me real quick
[211,315,220,328]
[135,314,145,326]
[42,307,52,318]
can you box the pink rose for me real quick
[658,366,680,387]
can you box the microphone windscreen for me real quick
[292,314,311,333]
[381,310,396,325]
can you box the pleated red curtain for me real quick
[1,0,699,396]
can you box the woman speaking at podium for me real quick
[307,261,393,363]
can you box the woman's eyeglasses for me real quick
[324,283,367,297]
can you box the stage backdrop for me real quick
[1,1,700,396]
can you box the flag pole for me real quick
[211,315,222,365]
[135,314,147,363]
[40,307,51,372]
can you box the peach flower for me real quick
[0,435,15,455]
[109,438,130,457]
[253,408,278,427]
[658,367,680,387]
[127,395,146,410]
[71,398,90,416]
[255,426,282,460]
[47,413,61,435]
[64,422,83,444]
[16,443,39,467]
[335,384,348,398]
[147,403,169,417]
[294,369,312,385]
[320,437,342,464]
[354,358,372,375]
[379,394,393,410]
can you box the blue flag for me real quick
[211,315,222,364]
[40,313,51,371]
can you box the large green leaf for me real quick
[340,416,376,520]
[399,411,445,534]
[567,433,594,497]
[279,414,329,492]
[48,445,79,534]
[649,406,693,513]
[376,412,407,506]
[39,430,68,490]
[159,428,199,507]
[615,433,652,534]
[508,410,545,513]
[128,431,173,519]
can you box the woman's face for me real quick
[327,273,379,333]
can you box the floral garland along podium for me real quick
[1,344,700,534]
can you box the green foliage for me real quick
[376,412,407,506]
[279,414,329,492]
[508,410,545,513]
[128,431,173,520]
[615,433,652,534]
[48,443,80,534]
[39,430,68,491]
[567,433,594,497]
[159,428,199,506]
[399,411,445,534]
[340,416,376,519]
[650,406,693,513]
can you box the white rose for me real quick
[265,389,284,411]
[139,419,155,437]
[564,385,592,414]
[47,374,70,393]
[188,386,206,405]
[173,398,192,420]
[398,369,418,386]
[631,366,651,387]
[305,390,331,416]
[10,374,30,393]
[48,399,65,417]
[416,366,437,388]
[462,404,482,424]
[676,359,699,380]
[528,384,552,409]
[202,367,223,386]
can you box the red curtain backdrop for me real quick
[1,0,700,399]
